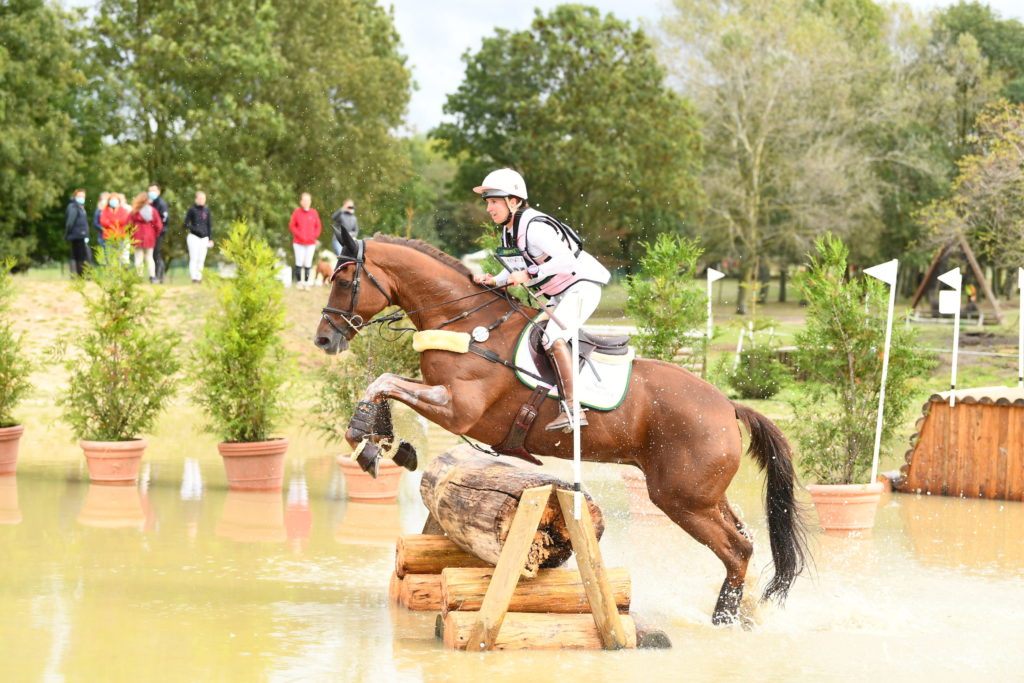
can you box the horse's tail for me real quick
[732,401,809,604]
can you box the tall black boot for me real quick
[292,265,301,284]
[303,266,311,286]
[545,339,587,432]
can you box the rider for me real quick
[471,169,610,432]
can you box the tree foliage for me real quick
[791,234,933,485]
[0,259,32,427]
[623,234,705,362]
[60,236,181,441]
[433,5,702,266]
[0,0,84,265]
[193,221,290,443]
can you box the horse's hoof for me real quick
[356,441,381,478]
[347,400,379,441]
[392,440,418,472]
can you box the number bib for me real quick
[494,246,528,273]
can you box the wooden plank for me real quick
[957,233,1004,324]
[421,513,444,535]
[399,574,443,611]
[465,485,553,651]
[395,534,491,578]
[389,572,403,604]
[909,242,950,312]
[440,567,631,615]
[1007,406,1024,501]
[994,403,1011,500]
[555,488,629,650]
[444,612,637,651]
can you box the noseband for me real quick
[320,240,393,337]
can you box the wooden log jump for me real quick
[887,387,1024,501]
[389,446,670,651]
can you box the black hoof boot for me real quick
[355,440,381,478]
[392,440,418,471]
[348,401,380,442]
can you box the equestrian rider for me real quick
[471,169,611,432]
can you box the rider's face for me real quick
[485,197,509,224]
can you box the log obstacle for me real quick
[886,387,1024,501]
[389,446,670,651]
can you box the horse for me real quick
[314,230,808,626]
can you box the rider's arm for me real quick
[493,268,511,286]
[527,221,576,278]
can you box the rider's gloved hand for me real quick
[473,273,496,285]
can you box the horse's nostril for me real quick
[315,336,330,348]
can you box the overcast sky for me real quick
[390,0,1024,132]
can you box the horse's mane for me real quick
[371,233,474,278]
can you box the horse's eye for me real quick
[336,279,352,288]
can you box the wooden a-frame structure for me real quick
[909,234,1005,325]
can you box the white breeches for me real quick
[293,242,316,268]
[542,281,602,349]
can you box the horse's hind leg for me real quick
[648,483,754,625]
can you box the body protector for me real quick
[493,208,610,297]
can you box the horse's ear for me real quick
[339,228,359,258]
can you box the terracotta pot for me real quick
[0,475,20,525]
[807,482,884,533]
[76,483,145,529]
[337,454,404,503]
[216,490,286,542]
[217,439,288,491]
[0,424,25,476]
[80,439,146,485]
[620,467,667,519]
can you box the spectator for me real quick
[184,191,213,284]
[64,189,89,277]
[148,184,169,283]
[129,192,164,281]
[99,191,132,264]
[329,199,358,255]
[288,192,321,289]
[93,192,109,253]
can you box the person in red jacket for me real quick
[129,191,164,282]
[289,192,321,289]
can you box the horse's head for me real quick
[314,230,393,354]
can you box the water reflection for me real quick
[215,489,286,543]
[285,471,312,552]
[76,484,145,530]
[0,475,21,525]
[335,501,402,547]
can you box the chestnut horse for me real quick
[314,232,807,625]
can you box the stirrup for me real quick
[545,404,588,432]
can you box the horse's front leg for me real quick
[345,373,483,447]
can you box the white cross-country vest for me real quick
[496,208,610,297]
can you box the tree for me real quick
[919,100,1024,268]
[432,5,702,267]
[935,1,1024,103]
[661,0,896,312]
[0,0,84,265]
[87,0,412,252]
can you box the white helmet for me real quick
[473,168,528,200]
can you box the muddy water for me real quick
[2,424,1023,681]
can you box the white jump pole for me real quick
[572,297,583,520]
[864,259,899,485]
[1018,268,1023,389]
[938,268,963,407]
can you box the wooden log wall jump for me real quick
[388,446,670,651]
[418,446,605,577]
[889,387,1024,501]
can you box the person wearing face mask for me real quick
[329,199,358,256]
[93,192,109,254]
[288,192,322,289]
[471,169,610,433]
[184,191,213,284]
[65,189,90,277]
[129,192,164,282]
[148,184,170,283]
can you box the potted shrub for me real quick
[193,221,291,491]
[311,306,421,502]
[725,320,789,400]
[60,234,180,484]
[791,235,933,533]
[0,259,32,475]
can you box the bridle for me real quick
[320,240,393,338]
[319,238,543,341]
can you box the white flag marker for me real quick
[707,267,725,350]
[1018,268,1023,389]
[572,298,583,520]
[865,259,898,485]
[937,267,962,406]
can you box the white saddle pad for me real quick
[512,319,635,411]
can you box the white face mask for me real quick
[108,199,120,208]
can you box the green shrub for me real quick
[727,343,789,400]
[60,236,180,440]
[193,221,290,443]
[311,309,420,442]
[790,234,934,485]
[0,259,32,427]
[624,234,705,363]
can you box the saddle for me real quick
[526,324,630,385]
